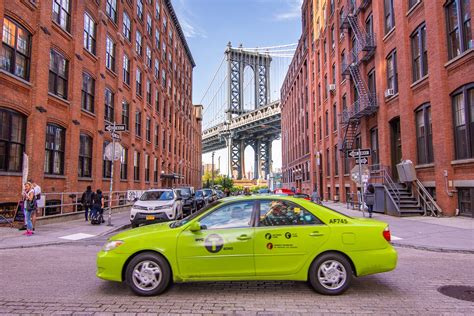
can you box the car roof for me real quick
[145,188,173,192]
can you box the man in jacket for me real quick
[81,186,95,222]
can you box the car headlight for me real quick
[154,205,172,210]
[102,240,124,252]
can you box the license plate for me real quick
[146,215,155,220]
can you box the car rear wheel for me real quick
[309,253,352,295]
[125,252,171,296]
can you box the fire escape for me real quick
[339,0,376,152]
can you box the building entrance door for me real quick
[390,117,402,182]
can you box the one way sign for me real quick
[355,157,368,164]
[347,148,371,158]
[105,124,126,132]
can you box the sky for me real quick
[173,0,303,176]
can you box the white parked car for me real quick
[130,189,183,228]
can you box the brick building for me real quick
[0,0,202,208]
[282,0,473,217]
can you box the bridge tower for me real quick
[225,42,273,180]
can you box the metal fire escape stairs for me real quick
[339,1,376,152]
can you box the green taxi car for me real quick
[97,196,397,296]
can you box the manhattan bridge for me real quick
[201,42,295,180]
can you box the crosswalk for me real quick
[59,233,96,241]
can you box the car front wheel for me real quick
[308,253,352,295]
[125,252,171,296]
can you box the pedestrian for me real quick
[364,184,375,218]
[81,186,95,222]
[93,189,105,223]
[224,187,230,197]
[29,179,41,232]
[22,182,35,236]
[311,187,321,205]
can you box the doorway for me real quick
[390,117,402,181]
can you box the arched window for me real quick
[0,108,26,172]
[415,103,433,164]
[1,17,31,80]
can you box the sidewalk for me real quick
[0,211,131,250]
[324,201,474,253]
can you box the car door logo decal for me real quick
[204,234,224,253]
[266,243,273,250]
[285,232,292,239]
[265,233,272,240]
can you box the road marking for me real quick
[59,233,96,241]
[391,235,403,241]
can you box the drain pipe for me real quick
[443,170,455,197]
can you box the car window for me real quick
[195,191,203,197]
[140,191,173,201]
[200,201,254,230]
[258,200,322,226]
[170,201,222,228]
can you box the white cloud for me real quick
[273,0,303,21]
[174,0,207,38]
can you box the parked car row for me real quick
[130,187,225,228]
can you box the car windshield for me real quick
[169,201,222,228]
[195,191,204,197]
[178,188,191,197]
[203,189,212,196]
[140,191,174,201]
[294,194,310,199]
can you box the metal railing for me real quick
[37,191,132,218]
[369,165,401,214]
[412,180,443,217]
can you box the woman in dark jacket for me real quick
[364,184,375,218]
[93,189,105,223]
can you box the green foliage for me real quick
[202,171,234,189]
[251,185,269,193]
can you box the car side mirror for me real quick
[133,197,138,202]
[189,221,202,232]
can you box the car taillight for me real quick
[383,226,391,242]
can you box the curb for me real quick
[0,223,131,250]
[392,242,474,254]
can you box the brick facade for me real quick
[282,0,474,216]
[0,0,202,206]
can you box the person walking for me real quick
[81,186,95,222]
[22,182,35,236]
[29,179,41,231]
[92,189,105,223]
[364,184,375,218]
[311,187,321,205]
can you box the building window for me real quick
[44,124,65,175]
[105,0,117,23]
[137,0,144,20]
[122,101,129,130]
[331,24,335,50]
[104,88,114,122]
[446,0,472,60]
[155,1,161,18]
[105,36,115,72]
[368,68,376,94]
[161,69,166,87]
[103,141,112,178]
[409,0,420,10]
[452,84,474,159]
[411,23,428,82]
[457,188,474,217]
[78,134,92,178]
[333,103,337,131]
[154,157,158,182]
[323,39,327,63]
[136,30,142,56]
[83,13,97,55]
[0,108,26,172]
[325,110,329,136]
[155,28,160,48]
[49,50,69,99]
[386,50,398,94]
[123,11,131,41]
[120,147,128,180]
[145,154,150,182]
[326,148,330,177]
[154,58,159,78]
[123,54,130,85]
[146,80,152,104]
[136,68,142,96]
[146,46,152,68]
[318,116,322,140]
[366,13,374,38]
[134,151,140,181]
[155,90,160,112]
[384,0,395,34]
[146,117,151,142]
[154,124,159,146]
[1,17,31,80]
[135,110,142,137]
[81,72,95,113]
[344,154,350,175]
[370,127,379,165]
[415,104,433,164]
[334,146,339,176]
[52,0,71,32]
[146,14,152,36]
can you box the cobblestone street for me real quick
[0,237,472,315]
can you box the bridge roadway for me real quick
[202,100,281,153]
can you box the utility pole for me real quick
[211,152,215,188]
[358,149,366,218]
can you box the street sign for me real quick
[111,132,121,140]
[105,124,126,132]
[104,142,123,161]
[355,157,368,164]
[347,148,371,158]
[350,165,370,184]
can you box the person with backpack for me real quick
[364,184,375,218]
[22,182,36,236]
[81,186,95,222]
[91,189,105,224]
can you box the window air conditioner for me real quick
[340,32,345,40]
[384,88,395,98]
[328,84,336,92]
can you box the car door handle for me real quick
[309,232,324,237]
[237,234,252,241]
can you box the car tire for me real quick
[131,223,139,228]
[125,252,171,296]
[308,252,353,295]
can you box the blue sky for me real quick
[173,0,303,174]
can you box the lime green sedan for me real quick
[97,196,397,296]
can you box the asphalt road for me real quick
[0,235,473,315]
